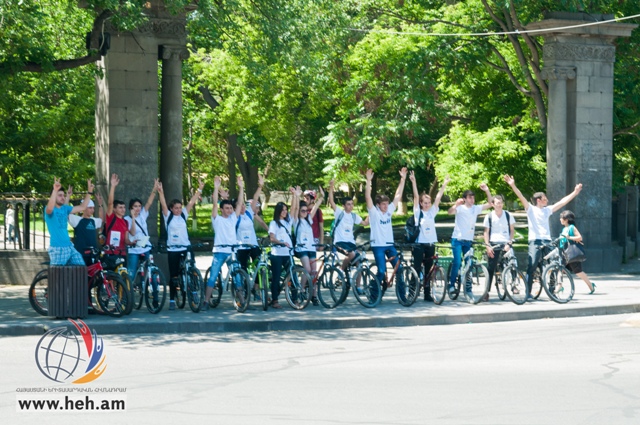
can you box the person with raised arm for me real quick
[68,191,105,265]
[157,178,204,310]
[447,182,493,300]
[104,173,136,259]
[328,179,369,271]
[201,176,245,311]
[293,185,325,306]
[504,175,583,300]
[125,179,160,277]
[365,167,407,298]
[483,195,516,301]
[45,178,94,266]
[409,172,450,302]
[268,187,297,309]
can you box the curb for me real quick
[3,303,639,336]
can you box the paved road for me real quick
[3,314,640,424]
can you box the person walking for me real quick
[558,210,596,294]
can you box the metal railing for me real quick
[1,194,54,251]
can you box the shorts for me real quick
[294,250,316,259]
[335,241,357,253]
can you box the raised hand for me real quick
[409,170,416,183]
[219,188,229,200]
[110,173,120,187]
[258,173,265,187]
[329,179,335,190]
[237,175,244,188]
[153,178,160,191]
[443,176,451,186]
[157,182,164,194]
[53,177,62,192]
[574,183,583,194]
[366,169,374,181]
[66,185,73,199]
[96,192,104,206]
[479,183,489,192]
[214,176,221,189]
[399,167,408,179]
[294,186,302,197]
[87,179,94,193]
[503,175,515,186]
[317,186,325,199]
[198,178,205,192]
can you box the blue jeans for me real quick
[207,253,230,288]
[526,239,550,295]
[449,239,472,287]
[127,252,148,277]
[371,245,402,289]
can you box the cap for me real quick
[84,199,95,208]
[303,190,316,200]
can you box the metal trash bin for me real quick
[48,265,87,319]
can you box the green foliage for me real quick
[435,119,545,199]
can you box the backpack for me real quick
[404,210,424,243]
[488,210,511,238]
[162,211,186,241]
[330,211,357,238]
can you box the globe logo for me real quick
[35,319,107,384]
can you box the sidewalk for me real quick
[1,255,639,337]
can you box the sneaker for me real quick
[200,301,209,311]
[448,285,456,296]
[481,293,489,302]
[356,287,365,296]
[254,292,262,301]
[424,293,434,302]
[169,300,176,310]
[311,297,320,306]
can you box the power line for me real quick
[346,13,640,38]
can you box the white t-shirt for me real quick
[68,214,102,230]
[125,208,151,254]
[293,217,315,252]
[164,208,189,252]
[451,204,483,241]
[212,212,238,254]
[333,206,363,245]
[368,203,396,247]
[414,206,439,244]
[6,208,14,226]
[269,218,293,256]
[483,210,515,243]
[236,211,258,247]
[527,205,553,241]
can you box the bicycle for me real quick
[369,243,420,306]
[412,243,448,305]
[101,246,133,315]
[486,240,527,305]
[205,244,252,313]
[537,238,575,303]
[272,245,313,310]
[245,239,272,311]
[29,247,130,318]
[169,244,205,313]
[446,241,490,304]
[313,243,348,309]
[131,245,167,314]
[329,242,382,308]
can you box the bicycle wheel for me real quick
[257,266,269,311]
[187,268,203,313]
[495,271,507,301]
[463,263,489,304]
[283,266,312,310]
[503,265,527,305]
[119,271,134,315]
[230,268,251,313]
[396,265,420,307]
[542,265,575,304]
[531,266,543,299]
[145,267,167,314]
[132,272,144,310]
[317,265,346,309]
[29,270,49,316]
[352,266,382,308]
[446,263,461,300]
[430,266,447,305]
[97,272,129,317]
[204,267,223,308]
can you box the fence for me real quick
[1,194,53,251]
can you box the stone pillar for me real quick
[94,31,160,236]
[159,46,189,203]
[527,12,637,271]
[541,66,575,234]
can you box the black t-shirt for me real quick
[73,217,100,254]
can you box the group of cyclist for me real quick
[44,167,594,314]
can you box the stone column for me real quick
[527,12,636,271]
[159,46,189,203]
[541,66,576,231]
